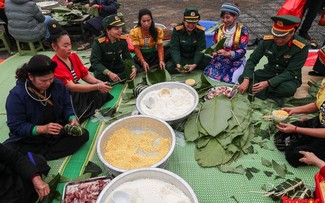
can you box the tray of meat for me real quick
[62,176,112,203]
[204,86,237,100]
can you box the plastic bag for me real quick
[276,0,307,19]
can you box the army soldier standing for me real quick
[166,7,210,74]
[238,15,309,106]
[90,14,137,82]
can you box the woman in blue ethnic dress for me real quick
[204,3,249,84]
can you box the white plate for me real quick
[205,86,236,100]
[36,1,58,8]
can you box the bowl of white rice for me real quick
[136,82,199,124]
[97,115,176,176]
[96,168,199,203]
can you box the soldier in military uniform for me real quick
[90,14,137,82]
[238,15,309,106]
[166,7,210,74]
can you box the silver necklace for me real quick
[25,80,51,106]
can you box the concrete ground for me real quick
[0,0,324,59]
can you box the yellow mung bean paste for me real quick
[104,128,171,170]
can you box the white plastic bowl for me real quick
[97,115,176,176]
[136,82,199,124]
[96,168,199,203]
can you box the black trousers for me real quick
[300,0,325,33]
[4,131,89,161]
[274,116,325,167]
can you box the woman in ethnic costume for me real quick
[4,55,89,161]
[274,50,325,167]
[48,21,113,123]
[130,8,170,72]
[204,3,249,84]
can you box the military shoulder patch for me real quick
[120,34,128,40]
[175,25,184,31]
[97,37,106,43]
[292,39,305,49]
[195,25,205,31]
[263,35,274,40]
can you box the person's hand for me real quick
[69,118,79,126]
[299,151,320,165]
[216,49,231,57]
[175,64,187,74]
[276,122,296,133]
[281,107,296,116]
[142,61,150,72]
[130,67,137,80]
[45,123,63,135]
[238,79,249,94]
[252,81,269,94]
[97,82,112,93]
[212,51,218,57]
[91,4,99,8]
[32,175,50,200]
[108,72,121,82]
[186,64,197,72]
[84,4,90,9]
[159,61,165,69]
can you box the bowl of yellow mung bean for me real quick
[272,110,289,122]
[97,115,176,176]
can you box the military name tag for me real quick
[265,50,273,55]
[106,51,114,55]
[283,54,291,59]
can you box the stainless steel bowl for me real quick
[136,82,199,124]
[97,115,176,176]
[97,168,199,203]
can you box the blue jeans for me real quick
[44,16,53,40]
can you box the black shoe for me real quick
[308,70,323,77]
[298,31,311,41]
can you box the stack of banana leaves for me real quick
[184,93,254,167]
[51,6,83,25]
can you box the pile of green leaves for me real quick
[184,93,254,167]
[51,6,83,25]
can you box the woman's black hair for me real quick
[48,20,69,44]
[15,55,57,81]
[137,8,158,42]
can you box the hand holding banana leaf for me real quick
[201,37,227,55]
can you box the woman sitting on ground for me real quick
[129,8,169,72]
[204,3,249,84]
[90,14,137,82]
[48,21,113,123]
[4,55,89,161]
[274,69,325,167]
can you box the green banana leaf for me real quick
[201,37,227,55]
[146,68,170,85]
[87,7,99,16]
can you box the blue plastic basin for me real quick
[199,20,218,48]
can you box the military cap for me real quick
[271,15,301,37]
[102,14,125,29]
[184,7,200,23]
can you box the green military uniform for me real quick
[90,14,133,82]
[239,15,309,103]
[240,34,308,99]
[166,7,210,73]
